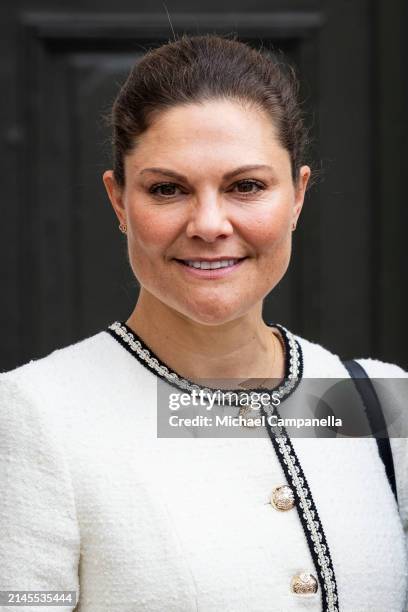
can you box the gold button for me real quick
[290,572,318,594]
[270,485,295,511]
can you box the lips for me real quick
[178,257,245,270]
[174,257,247,270]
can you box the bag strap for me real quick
[342,359,398,505]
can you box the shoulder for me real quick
[294,331,407,439]
[0,329,115,397]
[0,327,142,427]
[0,324,153,429]
[294,331,408,522]
[351,357,408,378]
[293,330,408,378]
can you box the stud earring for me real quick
[119,223,127,234]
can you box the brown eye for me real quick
[233,180,265,195]
[149,183,182,197]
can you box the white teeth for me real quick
[185,259,240,269]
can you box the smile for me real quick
[173,257,248,279]
[179,258,244,270]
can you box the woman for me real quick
[0,34,407,612]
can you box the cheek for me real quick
[127,206,179,255]
[240,197,293,250]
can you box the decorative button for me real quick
[270,485,295,511]
[290,572,318,594]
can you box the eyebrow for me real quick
[139,164,274,181]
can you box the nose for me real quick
[185,193,234,242]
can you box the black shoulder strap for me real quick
[342,359,398,505]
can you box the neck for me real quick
[125,289,285,384]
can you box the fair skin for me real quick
[103,99,310,385]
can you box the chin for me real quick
[180,298,247,326]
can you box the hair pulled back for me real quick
[108,33,310,188]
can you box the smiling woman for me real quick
[0,33,407,612]
[103,97,309,344]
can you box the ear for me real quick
[292,165,311,230]
[102,170,126,226]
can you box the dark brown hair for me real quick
[108,33,311,188]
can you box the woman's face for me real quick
[103,99,310,325]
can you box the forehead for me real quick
[125,99,291,176]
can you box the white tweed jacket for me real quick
[0,322,407,612]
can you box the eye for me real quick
[148,179,266,199]
[232,180,266,195]
[149,182,184,198]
